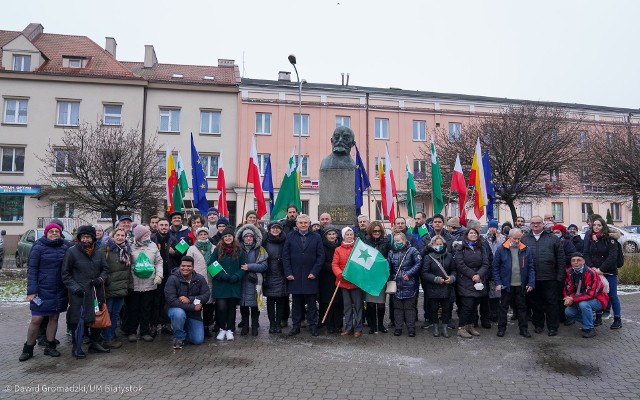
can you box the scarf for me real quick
[224,244,234,255]
[266,232,286,244]
[591,231,601,241]
[115,241,131,266]
[196,240,212,255]
[466,240,477,248]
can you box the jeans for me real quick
[168,308,204,344]
[102,296,125,340]
[605,275,621,317]
[565,299,603,330]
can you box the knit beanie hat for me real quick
[44,223,63,237]
[195,227,209,237]
[447,217,461,228]
[133,224,151,242]
[217,217,230,227]
[221,226,235,237]
[488,220,499,229]
[341,226,353,238]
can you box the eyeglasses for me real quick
[372,229,382,233]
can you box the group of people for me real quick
[19,206,623,361]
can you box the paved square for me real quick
[1,292,639,399]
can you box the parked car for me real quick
[623,225,640,234]
[15,228,73,268]
[580,224,640,253]
[0,230,6,269]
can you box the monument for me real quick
[319,126,357,228]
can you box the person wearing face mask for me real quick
[186,227,216,338]
[584,217,622,330]
[236,224,268,336]
[492,228,535,338]
[125,225,163,343]
[454,227,489,338]
[61,225,110,359]
[563,252,609,338]
[263,221,288,334]
[319,225,343,334]
[99,228,132,349]
[421,235,456,338]
[363,221,391,334]
[388,232,422,337]
[567,224,583,252]
[332,227,364,337]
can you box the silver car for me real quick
[581,225,640,253]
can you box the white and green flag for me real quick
[271,147,302,220]
[343,238,390,296]
[430,136,444,214]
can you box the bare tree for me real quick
[38,122,164,226]
[585,120,640,198]
[419,103,583,222]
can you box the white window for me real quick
[54,149,74,173]
[159,108,180,132]
[1,147,25,172]
[448,123,461,142]
[549,168,559,182]
[103,104,122,125]
[578,131,588,150]
[57,101,80,126]
[413,159,427,180]
[293,155,309,177]
[200,110,221,134]
[257,153,270,176]
[201,154,219,178]
[374,118,389,139]
[611,202,621,221]
[412,120,426,141]
[448,202,460,218]
[581,203,593,222]
[52,202,75,218]
[520,202,532,221]
[68,58,82,68]
[336,116,351,128]
[3,99,28,124]
[294,114,310,137]
[157,152,178,174]
[374,157,386,177]
[551,202,564,222]
[13,55,31,71]
[255,112,271,135]
[301,200,310,216]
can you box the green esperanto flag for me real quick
[342,238,390,296]
[430,136,444,214]
[405,157,417,218]
[271,147,302,220]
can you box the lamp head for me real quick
[288,54,297,65]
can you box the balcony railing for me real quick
[37,217,91,233]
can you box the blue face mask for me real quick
[555,233,562,238]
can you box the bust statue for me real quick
[320,126,356,170]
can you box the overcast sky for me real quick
[3,0,639,109]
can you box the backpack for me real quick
[615,240,624,269]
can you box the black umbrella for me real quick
[73,294,85,359]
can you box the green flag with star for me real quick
[342,238,390,296]
[271,147,302,220]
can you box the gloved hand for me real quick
[73,288,85,296]
[229,275,239,283]
[153,276,162,285]
[90,278,104,287]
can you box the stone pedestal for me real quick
[319,168,356,229]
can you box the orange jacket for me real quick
[331,241,357,289]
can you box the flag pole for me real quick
[395,195,401,218]
[241,181,249,223]
[321,282,341,324]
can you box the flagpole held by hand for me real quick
[322,281,341,324]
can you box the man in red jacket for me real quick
[563,252,609,338]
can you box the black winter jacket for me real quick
[585,233,619,275]
[164,270,211,321]
[521,230,565,282]
[454,242,489,298]
[263,232,288,298]
[319,236,341,303]
[421,248,456,299]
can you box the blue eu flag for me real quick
[482,149,496,221]
[355,145,371,215]
[261,155,274,214]
[190,133,209,216]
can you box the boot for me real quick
[441,324,450,338]
[594,314,603,327]
[433,324,440,337]
[88,341,110,354]
[251,312,259,336]
[466,324,481,336]
[19,342,35,361]
[44,340,61,357]
[457,327,472,338]
[240,309,249,336]
[610,317,622,329]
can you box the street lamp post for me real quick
[288,54,302,177]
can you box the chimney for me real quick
[22,23,44,41]
[346,73,350,86]
[218,59,235,67]
[144,45,158,68]
[105,37,117,58]
[278,71,291,82]
[341,73,345,86]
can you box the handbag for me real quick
[89,287,112,329]
[385,252,408,294]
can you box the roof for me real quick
[0,30,141,80]
[122,61,240,87]
[242,78,639,115]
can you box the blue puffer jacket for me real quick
[388,244,422,299]
[27,236,70,313]
[491,241,535,292]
